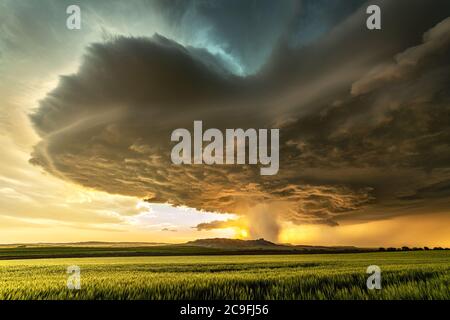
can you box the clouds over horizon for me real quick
[28,0,450,240]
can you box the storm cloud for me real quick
[29,0,450,240]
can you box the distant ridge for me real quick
[185,238,281,248]
[0,241,167,248]
[184,238,360,251]
[0,238,361,250]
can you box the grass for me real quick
[0,251,449,299]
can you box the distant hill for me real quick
[66,241,167,247]
[0,238,365,252]
[185,238,282,249]
[0,241,167,248]
[184,238,362,252]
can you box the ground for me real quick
[0,251,449,299]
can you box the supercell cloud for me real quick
[29,0,450,240]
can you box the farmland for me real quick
[0,251,449,299]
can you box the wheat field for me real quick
[0,251,449,300]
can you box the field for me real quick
[0,251,449,300]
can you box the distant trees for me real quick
[378,246,448,252]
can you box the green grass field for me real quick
[0,251,449,300]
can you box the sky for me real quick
[1,0,450,247]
